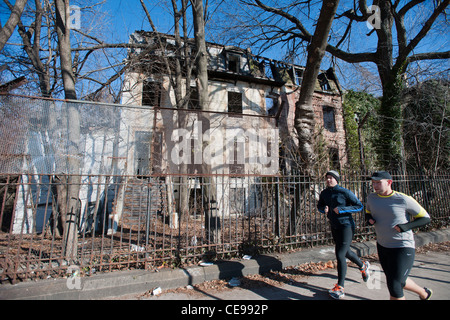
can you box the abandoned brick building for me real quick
[121,31,347,177]
[0,31,348,236]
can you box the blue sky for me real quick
[0,1,174,44]
[98,0,448,88]
[100,0,175,43]
[1,0,448,96]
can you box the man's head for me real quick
[370,171,393,196]
[325,170,340,188]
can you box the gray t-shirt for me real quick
[366,191,429,249]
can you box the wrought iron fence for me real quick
[1,171,449,283]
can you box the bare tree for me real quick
[331,0,450,169]
[138,0,191,229]
[0,0,27,52]
[218,0,449,170]
[138,0,220,241]
[2,0,153,99]
[3,0,55,97]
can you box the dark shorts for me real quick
[377,242,415,298]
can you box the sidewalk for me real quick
[1,228,449,300]
[139,248,450,300]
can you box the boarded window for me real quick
[323,106,336,132]
[228,91,243,114]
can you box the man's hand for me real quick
[324,206,339,214]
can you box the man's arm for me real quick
[396,217,431,232]
[317,191,327,213]
[337,189,363,214]
[395,193,431,232]
[365,196,375,225]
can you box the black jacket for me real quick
[317,185,363,229]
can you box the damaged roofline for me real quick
[129,30,342,95]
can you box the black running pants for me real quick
[331,226,363,287]
[377,243,415,298]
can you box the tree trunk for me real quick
[173,0,189,225]
[294,0,340,176]
[377,72,405,170]
[373,0,403,170]
[290,0,339,236]
[54,0,81,261]
[190,0,220,245]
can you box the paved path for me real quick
[140,249,450,301]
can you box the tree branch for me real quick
[398,0,449,63]
[0,0,27,52]
[325,43,377,64]
[407,50,450,63]
[252,0,312,40]
[71,43,155,51]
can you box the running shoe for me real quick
[422,287,433,300]
[329,284,345,299]
[360,261,370,282]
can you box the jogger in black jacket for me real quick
[317,171,370,299]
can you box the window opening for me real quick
[228,91,243,114]
[329,147,340,170]
[294,67,304,85]
[318,73,331,91]
[188,86,200,110]
[142,80,161,107]
[228,54,240,73]
[323,106,336,132]
[265,95,278,115]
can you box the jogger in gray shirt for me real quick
[365,171,432,300]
